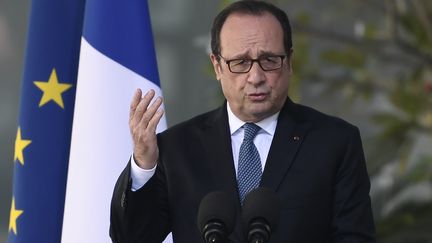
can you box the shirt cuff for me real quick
[130,154,157,191]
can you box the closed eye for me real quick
[230,59,251,66]
[261,56,279,63]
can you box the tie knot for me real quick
[243,123,260,141]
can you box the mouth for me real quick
[247,93,268,102]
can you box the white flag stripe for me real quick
[62,37,168,243]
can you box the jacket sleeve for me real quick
[110,159,171,243]
[332,127,376,243]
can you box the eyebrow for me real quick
[226,51,283,59]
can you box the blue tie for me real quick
[237,123,262,204]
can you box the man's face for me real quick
[211,12,292,122]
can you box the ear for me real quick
[210,53,222,81]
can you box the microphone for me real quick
[242,187,281,243]
[197,191,236,243]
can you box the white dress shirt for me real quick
[130,103,279,191]
[226,104,279,174]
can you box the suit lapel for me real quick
[203,103,240,199]
[203,103,244,242]
[260,99,310,191]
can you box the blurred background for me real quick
[1,0,431,242]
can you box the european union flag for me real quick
[8,1,85,243]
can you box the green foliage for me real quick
[364,23,377,40]
[399,14,431,51]
[405,156,432,183]
[377,201,432,242]
[290,33,311,101]
[320,48,366,68]
[389,78,430,118]
[219,0,233,9]
[296,11,311,25]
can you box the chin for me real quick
[247,106,274,120]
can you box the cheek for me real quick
[269,75,290,97]
[219,79,233,99]
[220,77,244,100]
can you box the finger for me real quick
[147,108,164,133]
[140,96,163,127]
[132,89,155,126]
[129,89,142,122]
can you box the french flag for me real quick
[62,1,170,242]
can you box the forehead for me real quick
[219,12,285,57]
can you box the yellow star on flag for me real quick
[34,68,72,108]
[9,197,23,235]
[14,127,31,166]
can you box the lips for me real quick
[247,93,268,101]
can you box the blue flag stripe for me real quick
[83,0,161,85]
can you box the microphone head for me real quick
[241,187,281,232]
[197,191,237,236]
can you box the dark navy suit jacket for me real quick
[110,99,375,243]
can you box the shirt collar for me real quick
[227,102,279,136]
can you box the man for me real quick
[110,1,376,242]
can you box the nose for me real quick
[246,62,265,86]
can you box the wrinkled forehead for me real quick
[219,12,285,58]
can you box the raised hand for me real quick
[129,89,164,169]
